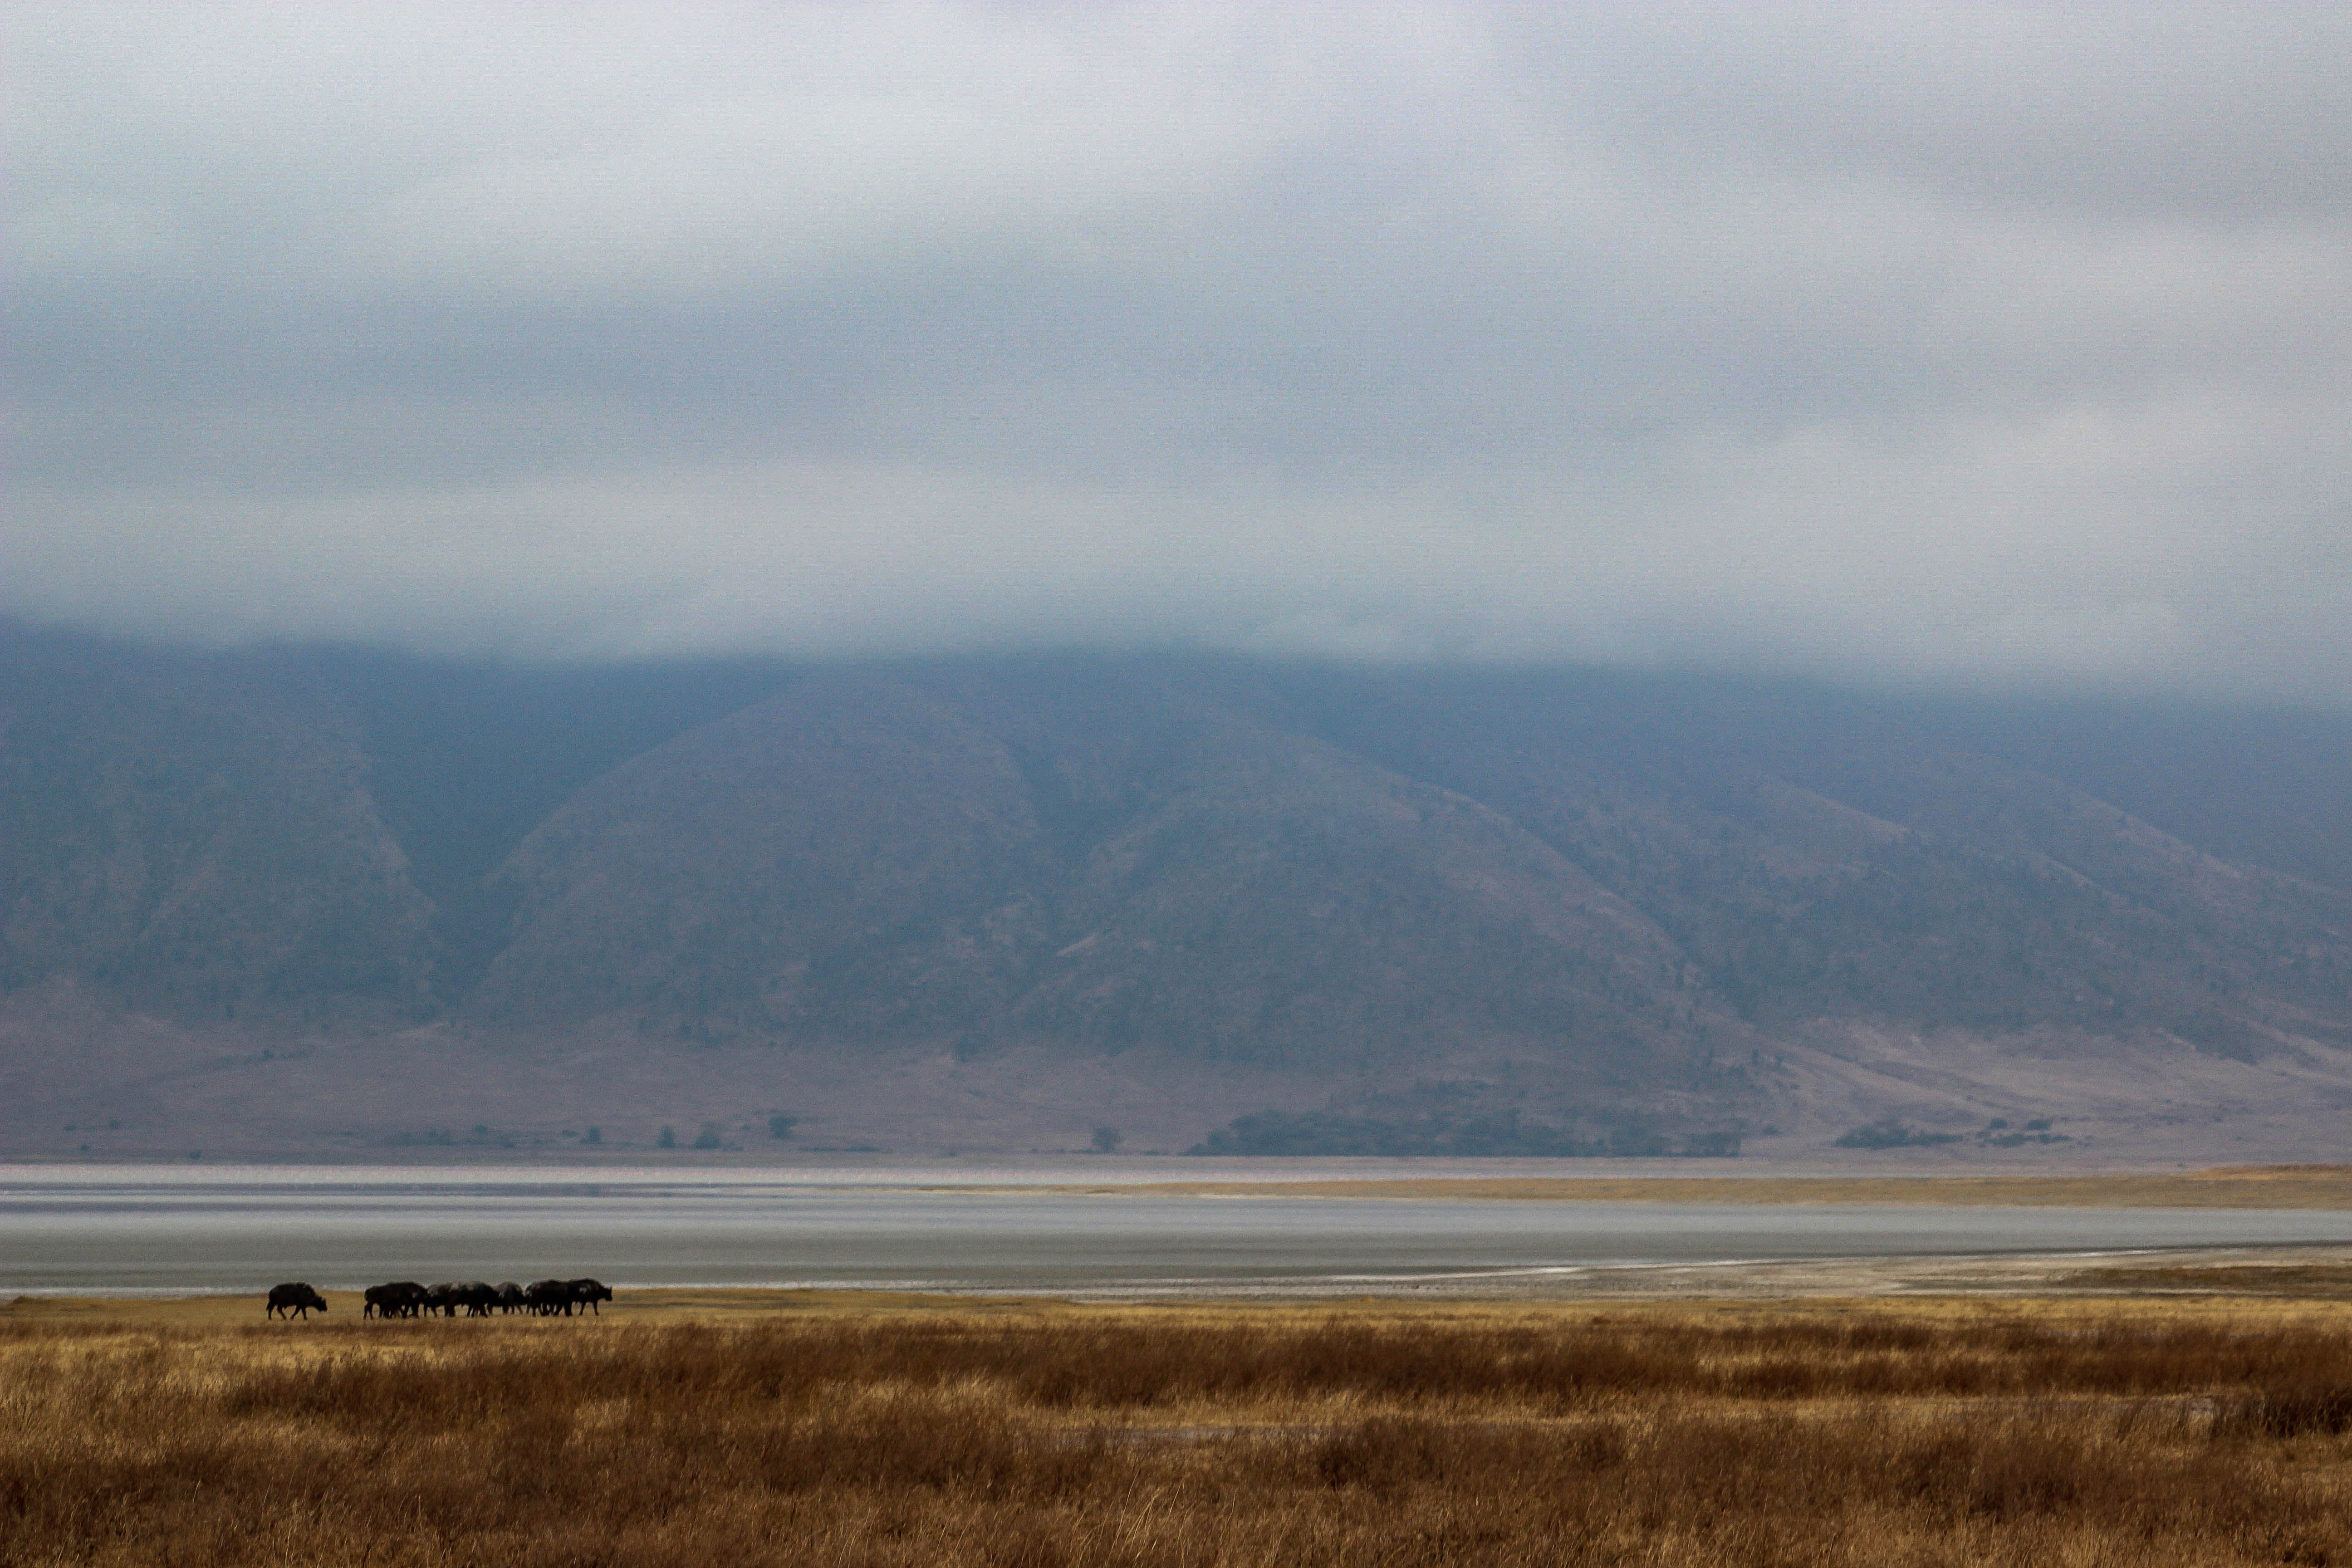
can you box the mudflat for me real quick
[35,1168,2352,1297]
[1058,1163,2352,1208]
[15,1240,2352,1323]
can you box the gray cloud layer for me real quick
[6,2,2348,701]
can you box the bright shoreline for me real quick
[16,1241,2352,1321]
[1005,1166,2352,1208]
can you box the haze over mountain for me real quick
[5,624,2348,1161]
[8,7,2347,1164]
[9,5,2351,705]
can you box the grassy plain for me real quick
[10,1289,2352,1566]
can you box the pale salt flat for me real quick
[10,1165,2352,1298]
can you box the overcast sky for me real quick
[5,2,2348,702]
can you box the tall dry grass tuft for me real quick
[8,1307,2352,1566]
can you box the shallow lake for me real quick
[8,1165,2352,1297]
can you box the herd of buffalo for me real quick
[263,1279,612,1320]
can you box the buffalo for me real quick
[266,1283,328,1321]
[354,1275,609,1320]
[364,1279,430,1316]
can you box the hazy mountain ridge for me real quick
[471,670,1723,1093]
[3,624,2348,1156]
[1297,673,2352,1059]
[0,633,441,1020]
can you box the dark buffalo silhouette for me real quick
[566,1279,614,1315]
[454,1281,499,1317]
[495,1282,525,1314]
[266,1283,328,1320]
[363,1281,424,1319]
[525,1279,571,1316]
[421,1283,462,1318]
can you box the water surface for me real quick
[8,1165,2352,1298]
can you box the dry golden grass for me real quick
[2063,1263,2352,1298]
[1061,1163,2352,1208]
[11,1294,2352,1565]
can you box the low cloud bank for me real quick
[5,3,2348,702]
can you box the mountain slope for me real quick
[2,627,2348,1156]
[1274,667,2352,1055]
[0,632,438,1020]
[473,669,1729,1093]
[472,675,1053,1040]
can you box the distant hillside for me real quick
[4,623,2349,1157]
[0,631,439,1019]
